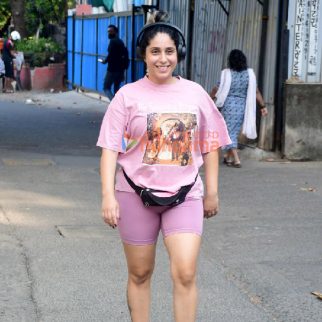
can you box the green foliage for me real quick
[1,0,75,36]
[15,37,64,67]
[16,37,63,53]
[67,0,75,9]
[25,0,67,35]
[0,0,10,30]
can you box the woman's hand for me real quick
[209,86,218,100]
[261,107,268,116]
[202,150,219,218]
[102,193,120,228]
[203,193,219,218]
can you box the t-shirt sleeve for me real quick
[6,40,13,50]
[198,89,231,153]
[97,92,127,152]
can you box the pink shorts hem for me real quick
[163,229,202,239]
[121,237,158,246]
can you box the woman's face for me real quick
[144,32,178,84]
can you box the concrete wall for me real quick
[284,83,322,160]
[31,64,65,91]
[20,64,66,91]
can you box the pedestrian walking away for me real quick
[97,10,231,322]
[99,24,129,100]
[209,49,268,168]
[2,30,20,93]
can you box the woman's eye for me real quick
[166,48,176,54]
[151,50,159,54]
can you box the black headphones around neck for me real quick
[136,22,187,62]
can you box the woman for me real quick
[97,11,231,322]
[210,49,268,168]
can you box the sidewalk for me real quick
[0,89,109,112]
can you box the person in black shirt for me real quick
[2,31,20,93]
[100,25,128,100]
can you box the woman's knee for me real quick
[171,266,196,288]
[129,267,154,285]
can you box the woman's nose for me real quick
[159,51,167,62]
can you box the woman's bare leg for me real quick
[231,148,241,165]
[123,243,156,322]
[4,77,14,91]
[164,233,201,322]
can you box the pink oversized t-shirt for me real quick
[97,76,231,199]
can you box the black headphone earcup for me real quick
[177,44,186,62]
[136,46,142,59]
[181,46,186,60]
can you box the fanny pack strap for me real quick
[122,169,198,207]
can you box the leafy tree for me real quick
[0,0,76,37]
[25,0,68,36]
[0,0,10,34]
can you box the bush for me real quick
[15,37,64,67]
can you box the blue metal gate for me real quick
[67,12,145,93]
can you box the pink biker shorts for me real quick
[115,191,204,245]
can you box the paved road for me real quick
[0,92,321,321]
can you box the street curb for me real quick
[239,146,281,161]
[76,89,110,104]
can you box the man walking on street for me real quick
[99,25,129,100]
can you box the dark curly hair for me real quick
[228,49,248,71]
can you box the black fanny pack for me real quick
[123,170,197,208]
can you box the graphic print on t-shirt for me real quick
[143,113,197,166]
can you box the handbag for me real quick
[123,170,197,207]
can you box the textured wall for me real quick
[284,83,322,160]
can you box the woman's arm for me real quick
[202,149,219,218]
[100,148,119,227]
[209,86,218,100]
[256,87,268,116]
[8,40,16,59]
[10,50,16,59]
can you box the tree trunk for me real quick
[10,0,27,38]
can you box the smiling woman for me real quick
[97,10,231,322]
[144,32,177,84]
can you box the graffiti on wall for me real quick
[292,0,307,77]
[308,0,320,76]
[208,29,225,53]
[292,0,320,79]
